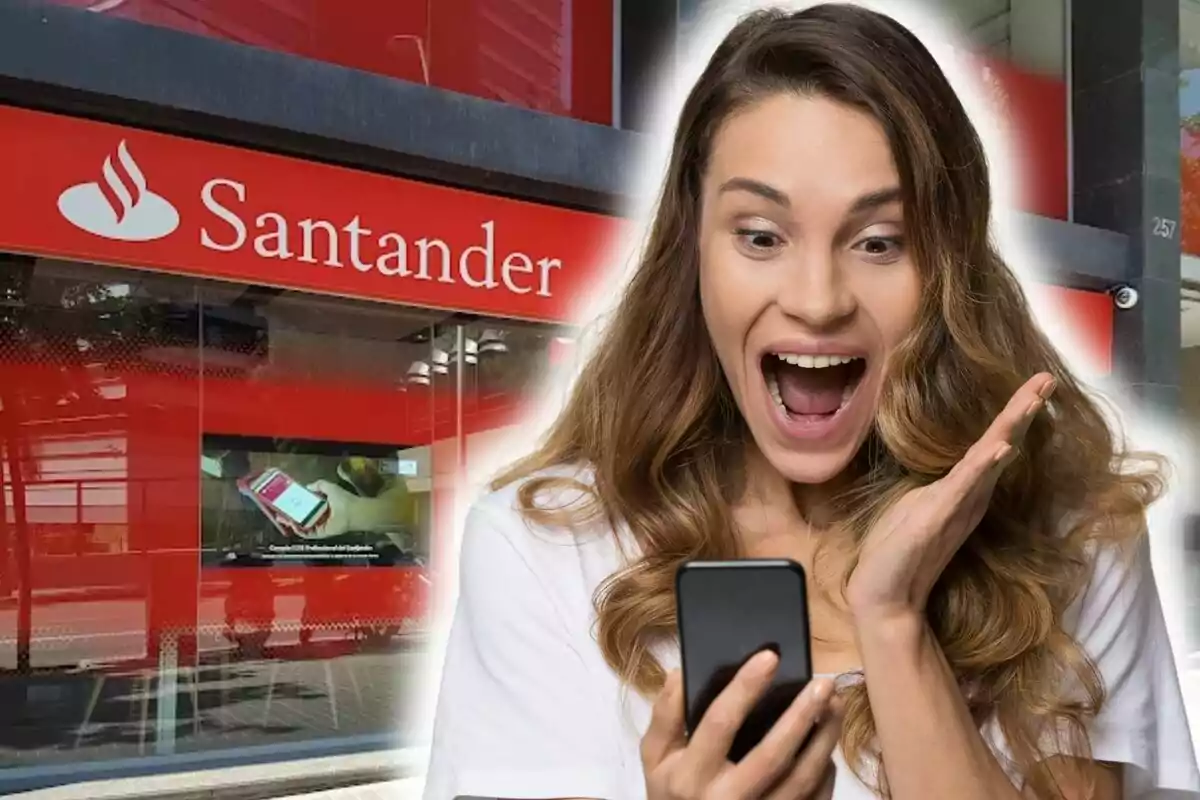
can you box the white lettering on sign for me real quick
[200,178,247,251]
[460,221,499,290]
[254,212,291,259]
[502,252,533,294]
[416,237,452,284]
[344,215,372,272]
[376,233,409,277]
[197,177,562,297]
[298,219,343,267]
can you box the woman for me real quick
[422,4,1200,799]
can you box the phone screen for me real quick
[676,560,813,763]
[253,470,324,526]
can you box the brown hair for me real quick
[493,4,1164,796]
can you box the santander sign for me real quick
[59,140,565,299]
[6,107,617,323]
[196,178,561,298]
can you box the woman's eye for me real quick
[855,236,904,261]
[735,229,783,252]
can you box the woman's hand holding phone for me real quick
[642,651,842,800]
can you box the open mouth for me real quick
[762,352,867,422]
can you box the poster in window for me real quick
[200,434,428,567]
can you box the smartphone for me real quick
[676,559,813,763]
[243,468,329,532]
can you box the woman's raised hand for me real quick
[845,372,1056,624]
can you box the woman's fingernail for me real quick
[993,443,1012,465]
[1026,398,1043,417]
[810,679,833,704]
[1038,378,1057,400]
[752,649,779,673]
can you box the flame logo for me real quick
[58,140,179,242]
[97,141,148,224]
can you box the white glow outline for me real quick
[405,2,1200,782]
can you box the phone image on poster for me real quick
[247,468,327,531]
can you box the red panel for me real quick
[422,0,612,125]
[569,0,616,125]
[1038,284,1114,373]
[979,58,1069,220]
[47,0,613,125]
[311,1,431,86]
[0,106,623,325]
[1183,127,1200,256]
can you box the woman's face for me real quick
[699,92,921,485]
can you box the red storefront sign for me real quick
[0,106,622,324]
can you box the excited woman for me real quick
[422,4,1200,799]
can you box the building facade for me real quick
[0,0,1183,794]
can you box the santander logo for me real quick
[57,140,180,242]
[49,135,568,302]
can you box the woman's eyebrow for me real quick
[716,180,901,219]
[718,177,791,208]
[835,187,904,244]
[846,186,902,217]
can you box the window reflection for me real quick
[461,318,577,414]
[0,257,162,761]
[0,254,566,786]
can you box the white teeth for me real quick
[774,353,862,369]
[766,353,864,417]
[766,370,785,410]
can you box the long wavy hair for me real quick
[493,4,1164,796]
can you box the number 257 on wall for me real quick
[1152,217,1177,239]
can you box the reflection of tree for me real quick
[0,256,163,413]
[0,256,34,341]
[0,257,172,671]
[59,282,155,349]
[0,256,34,671]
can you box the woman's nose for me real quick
[775,252,857,328]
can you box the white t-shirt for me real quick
[422,471,1200,800]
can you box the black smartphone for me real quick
[675,559,813,763]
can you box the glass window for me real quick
[0,254,564,789]
[461,317,577,416]
[0,255,163,759]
